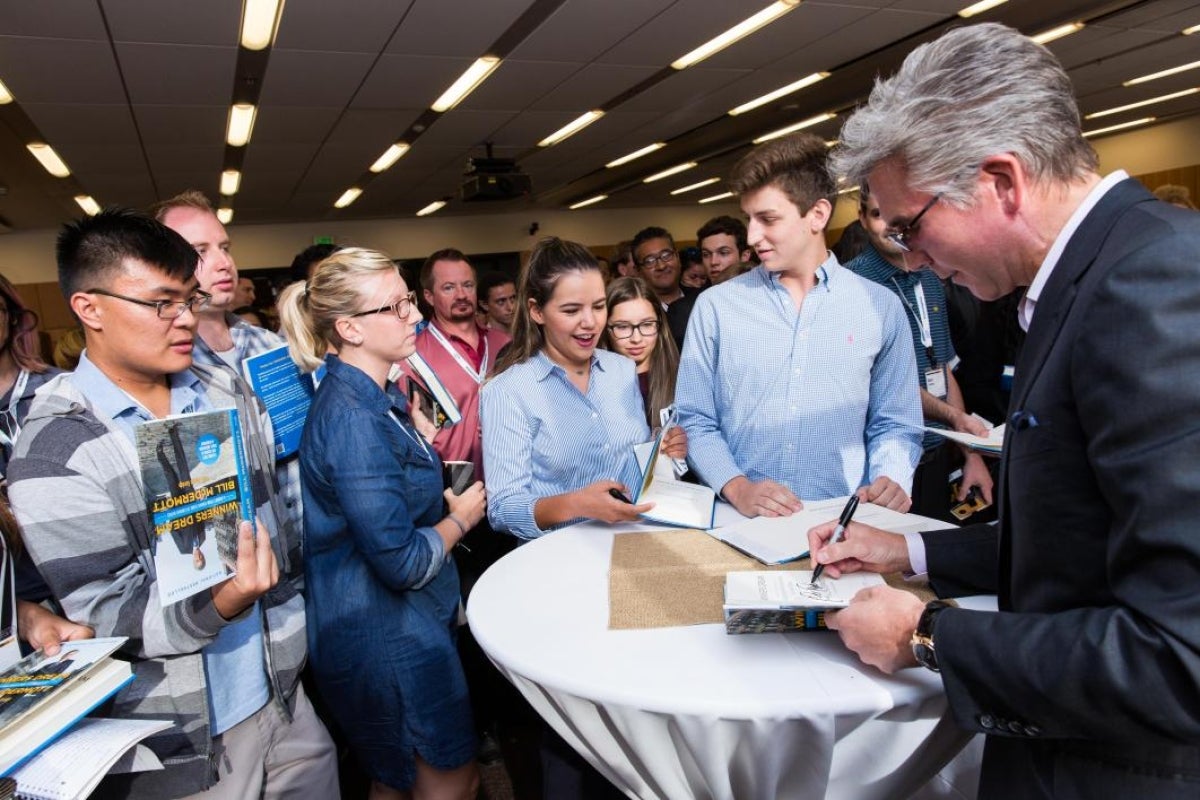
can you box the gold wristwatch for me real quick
[911,600,952,672]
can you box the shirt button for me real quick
[592,412,598,419]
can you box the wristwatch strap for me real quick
[911,600,952,672]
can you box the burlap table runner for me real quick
[608,529,937,629]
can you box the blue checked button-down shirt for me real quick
[480,349,651,539]
[192,313,304,531]
[848,246,958,450]
[675,256,924,501]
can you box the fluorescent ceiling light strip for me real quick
[74,195,100,216]
[670,177,720,195]
[671,0,800,70]
[220,169,241,196]
[226,103,257,147]
[644,162,697,183]
[1184,24,1200,35]
[837,185,859,195]
[699,191,735,204]
[1082,116,1155,138]
[1030,22,1084,45]
[26,143,70,177]
[217,207,234,224]
[958,0,1007,18]
[538,110,604,147]
[334,188,361,209]
[241,0,283,50]
[0,78,12,104]
[1124,59,1200,86]
[432,56,501,112]
[569,194,608,210]
[752,112,836,144]
[369,142,410,173]
[606,143,665,168]
[1085,87,1199,119]
[417,200,446,217]
[729,71,830,116]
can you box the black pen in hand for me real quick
[811,494,860,585]
[609,488,634,504]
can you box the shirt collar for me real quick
[323,353,400,413]
[532,349,603,382]
[72,350,204,424]
[1019,170,1128,331]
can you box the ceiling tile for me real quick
[103,0,240,45]
[386,0,533,57]
[509,0,675,62]
[529,63,661,112]
[456,59,581,112]
[352,53,473,109]
[133,106,226,145]
[116,42,237,105]
[260,49,378,107]
[0,38,124,104]
[274,0,414,53]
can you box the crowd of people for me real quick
[0,20,1197,800]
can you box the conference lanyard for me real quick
[427,324,490,384]
[0,535,19,670]
[891,278,936,364]
[0,369,31,452]
[389,408,432,461]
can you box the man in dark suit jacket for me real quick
[813,22,1200,799]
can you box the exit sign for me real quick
[313,235,334,245]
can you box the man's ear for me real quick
[979,154,1024,217]
[70,292,104,332]
[423,288,435,307]
[807,198,833,233]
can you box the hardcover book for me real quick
[135,409,254,606]
[0,638,131,776]
[403,353,461,428]
[632,414,715,530]
[723,571,884,634]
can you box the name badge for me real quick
[925,366,948,399]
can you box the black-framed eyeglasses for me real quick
[639,249,677,269]
[349,291,417,321]
[607,320,659,339]
[87,288,213,319]
[885,193,942,252]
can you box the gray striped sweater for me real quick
[8,363,308,799]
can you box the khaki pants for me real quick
[179,682,339,800]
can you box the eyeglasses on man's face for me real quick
[885,193,942,252]
[607,320,659,339]
[638,249,677,269]
[349,291,417,321]
[87,288,213,319]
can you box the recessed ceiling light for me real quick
[1085,88,1198,119]
[220,169,241,196]
[432,57,502,112]
[1082,116,1155,138]
[752,112,837,144]
[334,188,361,209]
[1124,59,1200,86]
[699,191,735,204]
[728,72,830,116]
[1030,22,1084,45]
[606,143,665,168]
[569,194,608,210]
[538,110,604,147]
[74,195,100,215]
[226,103,257,147]
[958,0,1007,18]
[670,178,720,195]
[217,207,234,224]
[369,142,410,173]
[644,162,698,183]
[672,0,801,70]
[417,200,446,217]
[241,0,284,50]
[26,143,70,177]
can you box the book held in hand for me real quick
[723,571,885,634]
[0,638,132,776]
[403,353,461,428]
[241,345,314,459]
[135,409,254,606]
[631,414,715,530]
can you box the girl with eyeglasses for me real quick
[601,276,680,428]
[277,248,485,800]
[481,238,686,540]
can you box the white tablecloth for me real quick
[467,508,982,800]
